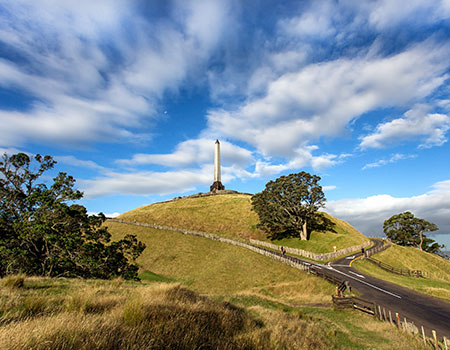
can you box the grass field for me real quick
[106,221,335,301]
[0,276,429,350]
[118,193,368,254]
[353,244,450,301]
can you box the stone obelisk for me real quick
[210,139,225,192]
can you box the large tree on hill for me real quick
[251,172,326,240]
[383,211,442,252]
[0,153,145,279]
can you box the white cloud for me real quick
[279,1,336,39]
[0,0,232,149]
[81,168,211,198]
[323,185,337,191]
[362,153,417,170]
[117,139,253,168]
[55,155,107,171]
[88,211,120,218]
[367,0,450,30]
[360,105,450,149]
[206,41,450,161]
[327,179,450,238]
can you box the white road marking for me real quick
[329,267,402,299]
[346,256,355,259]
[349,271,365,279]
[330,264,351,268]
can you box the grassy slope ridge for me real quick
[353,244,450,301]
[118,193,368,253]
[0,276,428,350]
[106,221,334,301]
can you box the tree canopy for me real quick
[383,211,442,253]
[251,171,328,240]
[0,153,145,279]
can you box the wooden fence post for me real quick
[396,313,401,330]
[443,336,448,350]
[383,308,387,322]
[432,330,438,350]
[378,305,383,320]
[422,326,427,346]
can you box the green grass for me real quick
[353,244,450,301]
[106,221,335,301]
[118,193,368,254]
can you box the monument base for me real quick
[210,181,225,192]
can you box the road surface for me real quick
[273,239,450,338]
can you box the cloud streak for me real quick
[360,105,450,149]
[206,40,450,163]
[327,180,450,238]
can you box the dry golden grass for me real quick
[0,276,429,350]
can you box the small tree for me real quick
[251,172,326,240]
[0,153,145,279]
[383,211,441,252]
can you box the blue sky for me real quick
[1,0,450,247]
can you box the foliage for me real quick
[383,211,441,252]
[0,153,145,279]
[251,172,328,240]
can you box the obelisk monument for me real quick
[210,139,225,192]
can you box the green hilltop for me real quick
[117,193,368,254]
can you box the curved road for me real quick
[276,239,450,339]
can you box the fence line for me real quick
[249,238,371,261]
[108,218,371,262]
[332,296,449,349]
[365,239,391,257]
[365,257,426,278]
[107,218,313,274]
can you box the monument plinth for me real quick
[210,139,225,192]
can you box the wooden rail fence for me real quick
[365,238,391,257]
[107,219,313,274]
[332,296,449,349]
[249,238,371,261]
[365,257,426,278]
[108,218,371,262]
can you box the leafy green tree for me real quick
[0,153,145,279]
[383,211,442,252]
[251,172,327,240]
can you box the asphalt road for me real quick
[278,239,450,338]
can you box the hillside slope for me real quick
[106,221,334,302]
[118,193,368,253]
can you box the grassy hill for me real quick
[106,221,334,301]
[118,193,368,254]
[353,244,450,301]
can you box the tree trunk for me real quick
[300,219,308,240]
[419,232,423,251]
